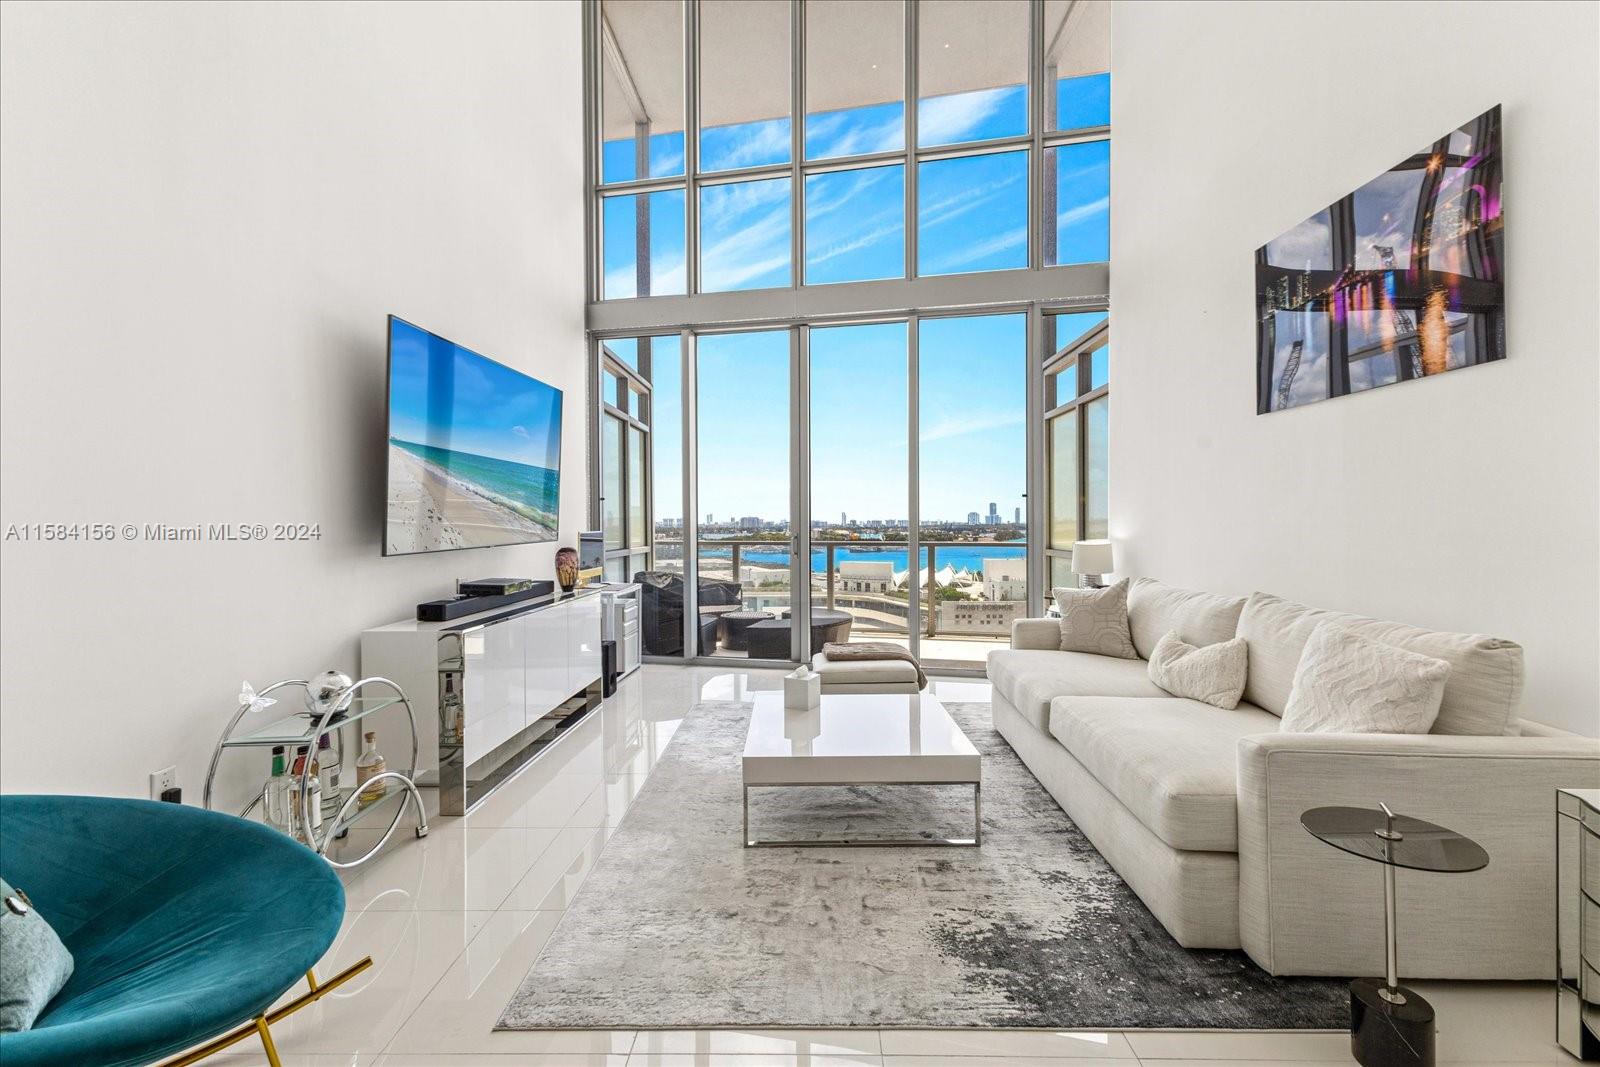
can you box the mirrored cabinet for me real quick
[363,589,605,816]
[1558,788,1600,1060]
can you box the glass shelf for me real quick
[314,780,410,849]
[263,774,414,854]
[221,696,405,749]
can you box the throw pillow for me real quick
[0,878,75,1032]
[1052,579,1138,659]
[1279,621,1451,734]
[1146,630,1248,709]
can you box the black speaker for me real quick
[416,586,549,622]
[602,639,618,697]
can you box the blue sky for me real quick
[918,314,1028,523]
[389,318,562,468]
[601,75,1110,297]
[694,330,790,522]
[811,322,908,522]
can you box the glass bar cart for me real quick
[203,676,429,868]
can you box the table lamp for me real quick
[1071,540,1115,589]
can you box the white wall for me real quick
[0,1,588,798]
[1110,1,1599,735]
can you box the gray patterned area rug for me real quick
[499,700,1347,1030]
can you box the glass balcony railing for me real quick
[641,535,1027,660]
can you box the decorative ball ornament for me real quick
[306,670,356,716]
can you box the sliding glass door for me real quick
[695,330,795,661]
[809,322,910,652]
[917,313,1029,669]
[613,313,1035,671]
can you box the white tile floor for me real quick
[209,664,1563,1066]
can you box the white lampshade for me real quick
[1071,539,1115,576]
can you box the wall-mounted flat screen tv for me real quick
[385,316,562,555]
[1256,104,1505,413]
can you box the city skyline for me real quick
[690,513,1027,530]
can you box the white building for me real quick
[838,560,894,593]
[983,557,1027,602]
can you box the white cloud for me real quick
[708,177,790,214]
[806,166,895,220]
[919,170,1022,230]
[1265,210,1332,270]
[807,109,904,160]
[808,217,902,266]
[806,171,904,268]
[649,146,684,177]
[925,226,1026,274]
[601,255,686,299]
[920,409,1025,443]
[917,89,1006,146]
[1056,195,1108,228]
[700,202,792,290]
[707,119,791,170]
[703,250,791,291]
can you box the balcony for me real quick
[642,536,1026,669]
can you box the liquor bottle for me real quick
[290,744,323,839]
[355,731,387,808]
[264,746,291,831]
[442,674,464,745]
[317,733,344,820]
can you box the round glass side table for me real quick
[1301,804,1488,1067]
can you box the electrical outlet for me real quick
[149,766,178,801]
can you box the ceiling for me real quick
[601,0,1109,139]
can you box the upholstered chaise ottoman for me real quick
[809,651,921,694]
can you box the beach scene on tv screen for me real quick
[386,320,562,554]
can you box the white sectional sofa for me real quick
[987,578,1600,978]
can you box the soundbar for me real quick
[417,585,551,622]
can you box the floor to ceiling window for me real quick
[810,321,910,651]
[918,313,1028,668]
[695,330,794,660]
[599,336,681,583]
[589,0,1111,670]
[1043,310,1110,592]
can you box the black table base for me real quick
[1350,978,1435,1067]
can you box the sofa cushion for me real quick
[1237,591,1524,735]
[1127,578,1247,660]
[1279,622,1450,735]
[1052,580,1139,659]
[1147,631,1248,710]
[809,652,919,685]
[1048,695,1279,852]
[987,649,1167,732]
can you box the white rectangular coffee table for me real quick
[741,691,982,848]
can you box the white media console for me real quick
[361,588,604,815]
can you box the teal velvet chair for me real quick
[0,795,360,1067]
